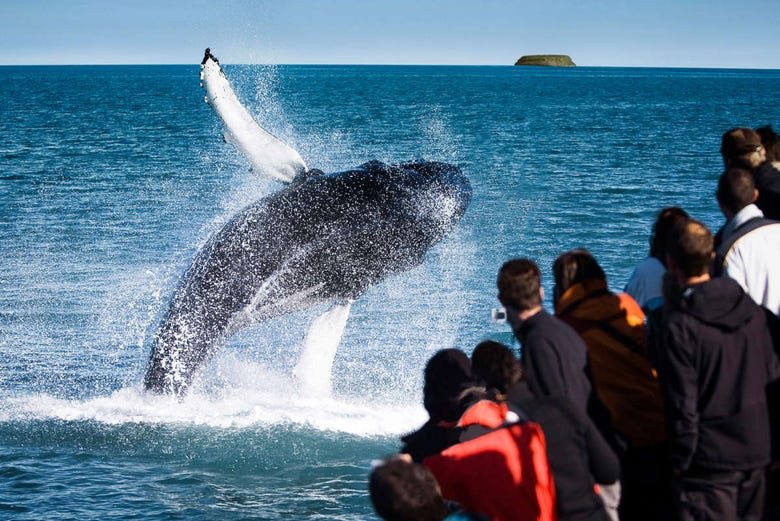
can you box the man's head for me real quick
[471,340,522,395]
[757,125,780,163]
[666,218,714,281]
[552,249,606,306]
[497,258,543,316]
[369,456,448,521]
[720,127,766,169]
[716,167,758,217]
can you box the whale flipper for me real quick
[292,301,353,397]
[200,49,307,183]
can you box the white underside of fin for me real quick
[292,301,353,398]
[200,57,307,183]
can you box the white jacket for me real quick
[720,204,780,316]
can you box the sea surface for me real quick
[1,63,779,519]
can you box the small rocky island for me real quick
[515,55,576,67]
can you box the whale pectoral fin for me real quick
[200,49,307,184]
[292,300,353,397]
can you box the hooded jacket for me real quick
[402,349,488,463]
[659,277,780,472]
[555,280,666,446]
[423,400,557,521]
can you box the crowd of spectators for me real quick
[368,126,780,521]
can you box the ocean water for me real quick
[1,63,779,519]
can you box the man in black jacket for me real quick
[497,258,622,521]
[660,217,780,521]
[496,258,593,414]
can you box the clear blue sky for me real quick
[3,0,779,68]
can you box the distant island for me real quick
[515,55,576,67]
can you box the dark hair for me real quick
[716,167,756,213]
[369,457,448,521]
[552,249,606,303]
[666,218,713,278]
[471,340,522,394]
[496,258,542,311]
[756,125,780,162]
[720,127,763,167]
[649,206,689,263]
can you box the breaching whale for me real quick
[143,49,471,396]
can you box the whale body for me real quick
[143,50,471,395]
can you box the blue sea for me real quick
[1,63,779,519]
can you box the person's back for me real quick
[660,217,780,520]
[753,160,780,220]
[714,168,780,316]
[422,399,556,521]
[552,251,665,447]
[400,349,557,521]
[662,277,777,470]
[508,385,618,521]
[472,340,619,521]
[515,309,592,412]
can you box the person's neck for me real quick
[518,305,542,322]
[684,273,710,286]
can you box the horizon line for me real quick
[1,62,779,71]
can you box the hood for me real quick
[678,277,755,331]
[423,349,482,422]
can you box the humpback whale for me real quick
[143,49,471,396]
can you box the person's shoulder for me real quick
[526,312,584,345]
[401,420,458,462]
[756,161,780,182]
[633,256,665,275]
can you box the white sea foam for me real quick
[0,355,425,437]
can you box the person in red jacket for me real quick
[400,349,557,521]
[471,340,619,521]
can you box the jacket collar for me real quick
[723,203,764,238]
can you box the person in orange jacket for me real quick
[552,249,672,521]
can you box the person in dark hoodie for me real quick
[471,340,619,521]
[400,349,488,463]
[659,217,780,521]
